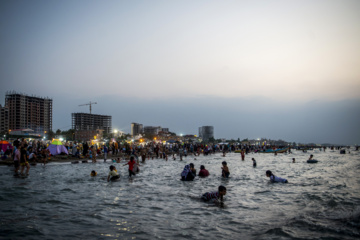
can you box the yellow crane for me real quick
[79,101,97,114]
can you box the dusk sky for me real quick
[0,0,359,145]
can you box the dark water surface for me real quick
[1,149,360,239]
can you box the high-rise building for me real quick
[143,126,161,135]
[199,126,214,141]
[5,91,52,135]
[131,123,143,136]
[0,104,9,133]
[72,113,112,134]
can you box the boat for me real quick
[258,147,289,153]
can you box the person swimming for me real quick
[201,185,227,203]
[107,165,120,182]
[90,170,97,176]
[266,170,288,183]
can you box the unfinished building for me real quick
[0,104,9,133]
[5,91,52,134]
[72,113,112,134]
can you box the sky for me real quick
[0,0,359,145]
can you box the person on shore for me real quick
[292,158,295,163]
[107,165,120,182]
[198,165,209,177]
[252,158,257,167]
[91,146,96,163]
[221,161,230,178]
[181,163,196,181]
[201,185,227,204]
[19,144,30,176]
[103,145,108,161]
[13,143,20,176]
[266,170,288,183]
[90,170,97,177]
[124,156,139,178]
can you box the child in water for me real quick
[107,165,120,182]
[124,156,140,178]
[252,158,257,167]
[221,161,230,178]
[201,185,227,203]
[292,158,295,163]
[90,170,97,176]
[266,170,288,183]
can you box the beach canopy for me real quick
[0,140,12,152]
[51,139,63,145]
[47,140,68,155]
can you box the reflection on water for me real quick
[1,149,360,239]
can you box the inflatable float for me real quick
[307,159,318,163]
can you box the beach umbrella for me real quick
[51,139,63,145]
[47,140,68,155]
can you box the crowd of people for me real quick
[6,138,337,204]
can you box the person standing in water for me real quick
[221,161,230,178]
[251,158,257,167]
[124,156,139,178]
[19,144,30,176]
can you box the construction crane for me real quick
[79,101,97,114]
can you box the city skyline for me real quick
[0,0,359,145]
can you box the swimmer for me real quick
[198,165,209,177]
[107,165,120,182]
[308,154,313,160]
[116,157,121,163]
[252,158,257,167]
[90,170,97,176]
[292,158,295,163]
[221,161,230,178]
[201,185,227,204]
[266,170,288,183]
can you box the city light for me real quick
[114,129,118,133]
[59,138,64,141]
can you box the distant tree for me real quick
[56,129,62,135]
[47,130,55,140]
[62,129,75,141]
[208,137,215,143]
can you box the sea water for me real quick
[1,149,359,240]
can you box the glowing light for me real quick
[59,138,64,141]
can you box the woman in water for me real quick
[266,170,288,183]
[181,163,196,181]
